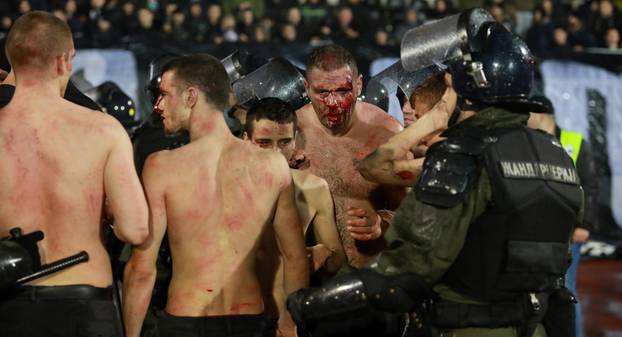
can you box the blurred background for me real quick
[1,1,621,335]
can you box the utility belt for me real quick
[430,288,577,337]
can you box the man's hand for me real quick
[307,244,334,272]
[288,149,308,169]
[572,228,590,243]
[277,324,297,337]
[346,206,381,241]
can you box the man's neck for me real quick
[188,106,233,142]
[540,116,557,135]
[13,74,65,99]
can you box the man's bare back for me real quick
[0,93,147,287]
[123,55,308,337]
[296,101,403,266]
[145,138,297,316]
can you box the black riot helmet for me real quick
[97,81,139,128]
[449,22,542,111]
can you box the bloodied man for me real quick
[295,44,406,267]
[122,55,309,337]
[0,11,148,336]
[245,97,346,334]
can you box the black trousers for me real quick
[157,312,276,337]
[0,285,122,337]
[304,311,405,337]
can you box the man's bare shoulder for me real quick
[296,103,316,125]
[358,101,403,134]
[142,149,173,176]
[233,140,291,184]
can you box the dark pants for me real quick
[0,285,122,337]
[157,312,276,337]
[305,311,405,337]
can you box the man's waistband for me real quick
[2,284,114,301]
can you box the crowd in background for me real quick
[0,0,621,60]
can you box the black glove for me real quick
[286,268,435,329]
[0,228,43,290]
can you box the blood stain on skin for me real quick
[397,170,415,181]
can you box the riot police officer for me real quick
[287,10,582,337]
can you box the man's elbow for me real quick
[114,220,149,245]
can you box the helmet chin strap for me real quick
[447,97,464,127]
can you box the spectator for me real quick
[526,6,554,56]
[279,22,297,43]
[331,6,360,42]
[393,7,419,42]
[186,0,209,43]
[604,26,621,48]
[284,7,310,42]
[18,0,32,15]
[427,0,455,20]
[220,14,239,43]
[165,9,188,42]
[592,0,621,40]
[567,11,597,50]
[63,0,85,38]
[117,1,139,37]
[206,3,223,44]
[487,1,516,33]
[0,16,12,40]
[550,25,574,54]
[252,25,269,43]
[236,8,255,42]
[93,16,118,47]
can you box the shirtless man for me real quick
[246,97,346,335]
[122,55,309,337]
[0,11,148,337]
[296,44,405,267]
[358,72,457,186]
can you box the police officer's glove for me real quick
[286,268,435,329]
[0,228,43,290]
[358,268,435,313]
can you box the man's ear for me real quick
[304,78,309,91]
[355,73,363,97]
[186,87,198,108]
[242,131,249,140]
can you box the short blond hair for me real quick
[6,11,73,72]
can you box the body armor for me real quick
[418,126,582,302]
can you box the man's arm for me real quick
[122,153,168,337]
[358,81,456,186]
[273,160,310,337]
[104,119,149,245]
[309,180,346,274]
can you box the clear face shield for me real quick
[399,8,495,88]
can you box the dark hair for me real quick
[305,44,358,77]
[409,72,447,109]
[245,97,297,136]
[161,54,231,111]
[6,11,72,71]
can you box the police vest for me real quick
[559,129,583,166]
[417,127,583,302]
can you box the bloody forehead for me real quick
[308,68,355,91]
